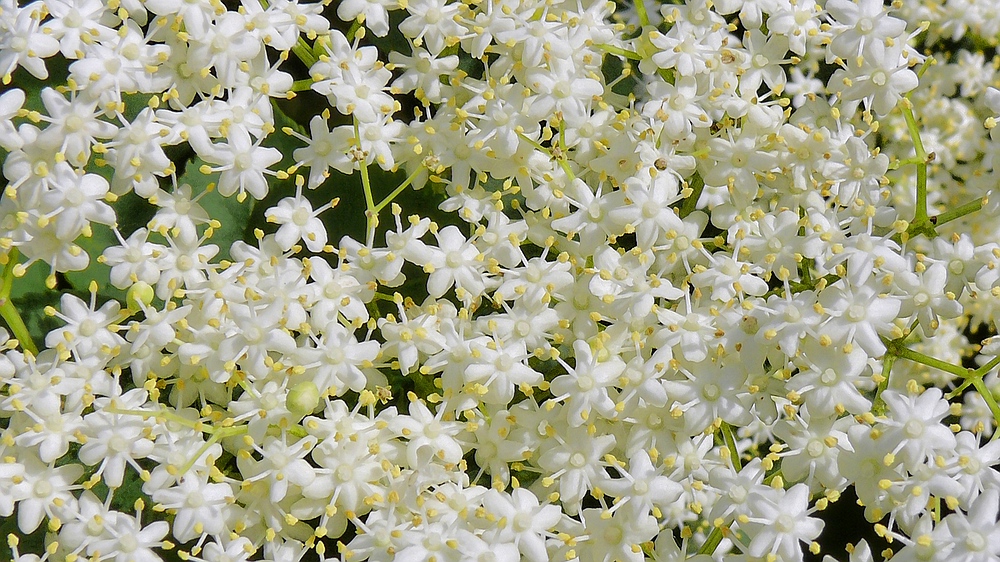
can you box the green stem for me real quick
[946,378,974,400]
[594,43,643,61]
[354,117,378,241]
[721,422,741,471]
[177,432,221,476]
[931,196,986,230]
[976,355,1000,378]
[175,424,248,476]
[893,346,971,379]
[633,0,650,27]
[291,78,313,92]
[292,37,318,69]
[0,249,37,355]
[105,406,227,435]
[516,131,548,153]
[698,526,726,556]
[260,0,319,68]
[346,19,362,42]
[901,103,933,231]
[871,353,896,417]
[914,56,935,80]
[969,376,1000,440]
[373,165,425,214]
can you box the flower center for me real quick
[642,200,660,219]
[846,304,867,322]
[118,533,139,553]
[445,251,464,269]
[79,318,98,337]
[87,517,105,536]
[588,201,603,220]
[64,9,84,27]
[496,354,513,371]
[326,347,345,364]
[65,114,85,133]
[122,43,141,60]
[775,514,796,533]
[701,383,720,400]
[323,283,342,299]
[807,439,825,458]
[244,325,263,344]
[33,479,53,498]
[965,531,986,552]
[313,139,332,156]
[632,480,649,495]
[108,434,129,453]
[603,525,624,545]
[903,419,924,438]
[211,35,230,52]
[234,153,252,171]
[292,207,311,226]
[260,391,280,411]
[336,465,354,482]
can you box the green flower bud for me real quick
[286,380,320,415]
[126,281,155,313]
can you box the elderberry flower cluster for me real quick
[2,0,1000,561]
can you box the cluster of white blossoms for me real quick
[3,0,1000,560]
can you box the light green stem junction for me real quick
[900,102,932,232]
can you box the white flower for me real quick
[0,2,60,81]
[78,406,155,488]
[201,127,282,200]
[742,484,825,562]
[265,190,334,252]
[398,0,464,53]
[86,511,169,562]
[151,474,235,542]
[940,489,1000,561]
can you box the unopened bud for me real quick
[126,281,155,313]
[286,381,320,415]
